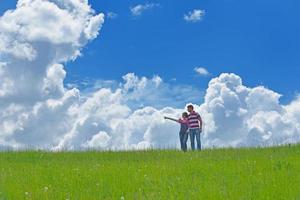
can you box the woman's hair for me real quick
[182,112,188,118]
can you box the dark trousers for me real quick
[179,131,188,152]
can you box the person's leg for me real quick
[190,129,196,151]
[179,131,184,151]
[195,129,201,150]
[182,132,188,152]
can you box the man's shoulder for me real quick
[188,111,200,117]
[192,111,201,118]
[191,111,200,115]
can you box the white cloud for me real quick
[120,73,203,109]
[130,3,159,16]
[184,9,205,22]
[0,1,300,151]
[194,67,209,76]
[83,131,111,149]
[0,0,104,150]
[199,73,300,147]
[106,12,118,19]
[0,0,104,107]
[67,73,203,109]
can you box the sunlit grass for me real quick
[0,145,299,199]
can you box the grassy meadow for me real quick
[0,145,299,200]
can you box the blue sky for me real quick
[1,0,300,104]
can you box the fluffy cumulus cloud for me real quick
[0,1,300,151]
[0,0,105,150]
[199,74,300,147]
[184,9,205,22]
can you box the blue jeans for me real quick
[179,131,188,152]
[189,128,201,151]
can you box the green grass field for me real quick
[0,145,299,200]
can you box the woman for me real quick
[164,112,189,152]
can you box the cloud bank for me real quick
[0,0,299,151]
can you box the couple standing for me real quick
[165,105,203,152]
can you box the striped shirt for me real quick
[188,111,202,129]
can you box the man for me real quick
[187,105,203,151]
